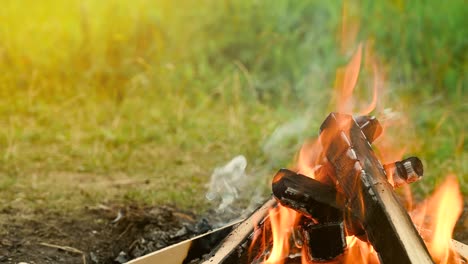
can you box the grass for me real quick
[0,0,466,214]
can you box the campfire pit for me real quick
[201,113,466,264]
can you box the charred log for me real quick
[300,217,347,262]
[272,168,366,238]
[272,169,342,222]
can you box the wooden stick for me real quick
[39,242,87,264]
[452,239,468,260]
[201,198,276,264]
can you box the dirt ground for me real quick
[0,204,210,264]
[0,202,467,264]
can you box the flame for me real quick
[360,42,381,116]
[412,175,464,264]
[333,42,382,119]
[264,206,299,264]
[344,236,379,264]
[296,139,322,178]
[340,0,360,55]
[335,43,362,114]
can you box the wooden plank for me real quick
[126,219,241,264]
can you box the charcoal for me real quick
[301,218,346,262]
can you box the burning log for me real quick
[262,115,383,222]
[273,170,350,261]
[272,169,367,237]
[272,169,342,222]
[319,113,434,263]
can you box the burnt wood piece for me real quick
[201,198,276,264]
[300,217,347,262]
[384,157,423,188]
[272,168,366,237]
[355,115,383,143]
[319,113,433,264]
[272,169,342,222]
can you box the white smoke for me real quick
[205,155,249,213]
[262,117,310,164]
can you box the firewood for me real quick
[319,112,434,264]
[272,169,342,222]
[272,168,366,237]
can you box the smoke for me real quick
[204,116,315,222]
[262,117,311,165]
[205,155,250,213]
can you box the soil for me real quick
[0,202,467,264]
[0,204,211,264]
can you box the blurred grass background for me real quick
[0,0,466,213]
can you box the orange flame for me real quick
[344,236,379,264]
[360,42,381,116]
[334,42,381,116]
[296,139,322,178]
[340,0,360,55]
[412,175,464,264]
[264,206,299,264]
[335,43,362,114]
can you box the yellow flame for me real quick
[264,206,299,264]
[425,176,463,263]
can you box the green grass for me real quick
[0,0,466,214]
